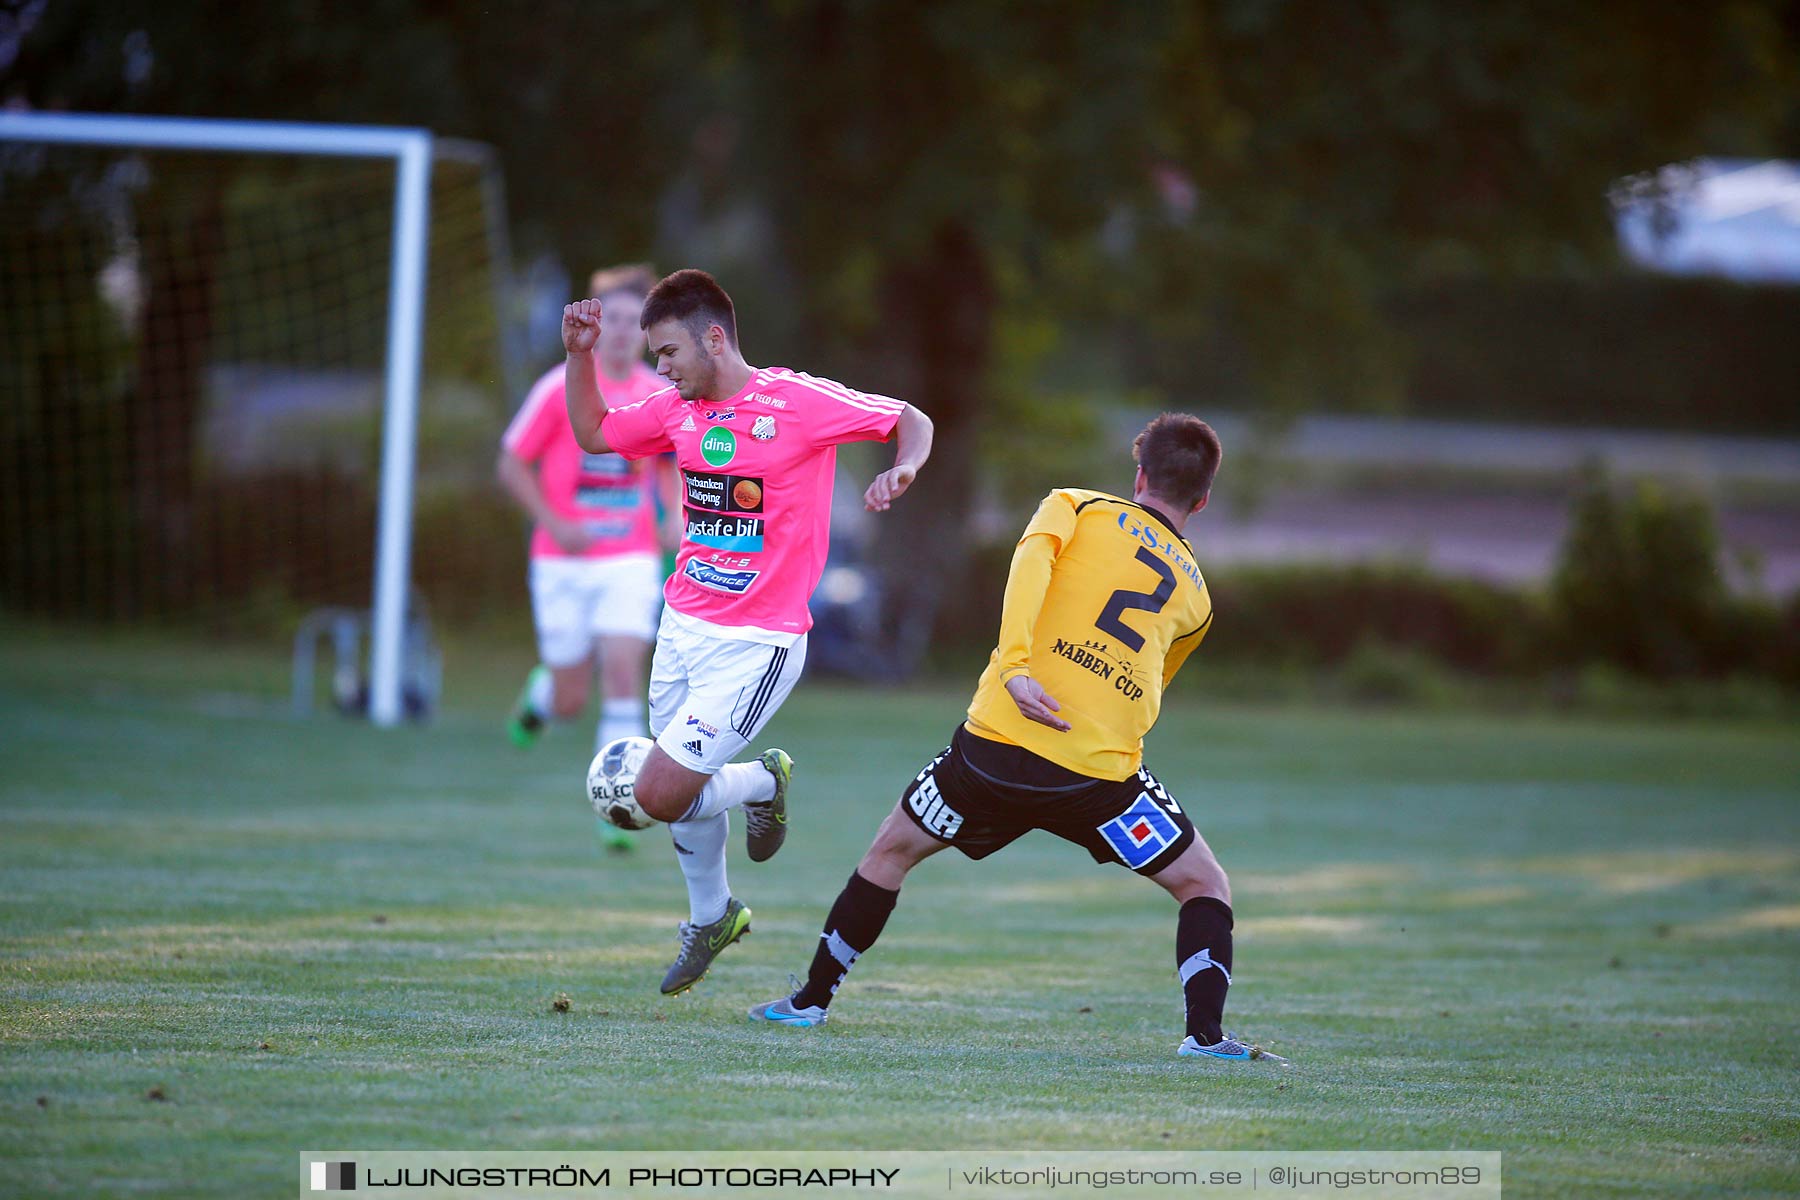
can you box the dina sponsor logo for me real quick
[700,426,737,467]
[683,558,760,595]
[686,513,765,553]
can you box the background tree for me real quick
[6,0,1796,654]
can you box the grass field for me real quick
[3,626,1799,1198]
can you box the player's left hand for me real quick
[863,465,917,512]
[1005,675,1072,733]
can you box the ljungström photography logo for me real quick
[310,1160,355,1191]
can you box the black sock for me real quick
[1177,896,1234,1045]
[793,871,899,1010]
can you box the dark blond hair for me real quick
[587,263,657,301]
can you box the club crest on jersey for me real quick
[1098,792,1181,869]
[751,415,778,441]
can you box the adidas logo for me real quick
[679,413,697,431]
[684,739,704,756]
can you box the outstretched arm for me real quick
[562,298,612,454]
[863,403,933,512]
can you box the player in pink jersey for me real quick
[500,266,679,784]
[563,268,933,994]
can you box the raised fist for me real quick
[562,298,603,354]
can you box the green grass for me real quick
[3,626,1798,1198]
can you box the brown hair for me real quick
[1133,413,1222,510]
[640,268,737,347]
[587,263,657,301]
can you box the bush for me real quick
[1549,463,1738,677]
[1333,638,1468,706]
[1203,562,1546,674]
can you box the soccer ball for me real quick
[587,736,658,830]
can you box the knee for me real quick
[636,778,691,823]
[856,814,929,889]
[601,658,643,698]
[1160,849,1230,906]
[1204,861,1231,906]
[634,757,703,824]
[860,839,907,877]
[551,679,589,720]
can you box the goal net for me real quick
[0,118,514,717]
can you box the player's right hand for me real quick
[548,516,594,554]
[562,298,603,354]
[1005,675,1072,733]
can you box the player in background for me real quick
[563,269,933,995]
[500,265,680,794]
[749,414,1285,1063]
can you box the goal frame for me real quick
[0,111,431,727]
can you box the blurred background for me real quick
[4,0,1799,718]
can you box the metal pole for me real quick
[368,132,433,727]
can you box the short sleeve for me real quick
[600,394,676,460]
[500,371,564,464]
[784,371,905,449]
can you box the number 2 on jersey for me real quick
[1095,546,1176,652]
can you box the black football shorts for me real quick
[897,725,1196,876]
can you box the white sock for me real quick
[668,812,731,926]
[679,761,776,822]
[526,667,554,718]
[598,699,644,750]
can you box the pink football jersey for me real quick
[599,367,904,636]
[501,362,665,560]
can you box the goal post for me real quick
[0,111,431,727]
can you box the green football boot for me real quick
[744,749,793,863]
[594,818,636,854]
[507,665,550,748]
[660,897,752,995]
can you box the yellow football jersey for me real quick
[964,488,1213,780]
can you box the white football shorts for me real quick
[529,553,663,667]
[648,606,808,775]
